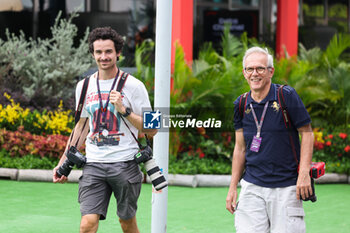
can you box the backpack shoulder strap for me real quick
[116,71,129,92]
[277,85,292,130]
[278,84,299,165]
[238,92,248,119]
[75,76,90,125]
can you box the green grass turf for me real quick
[0,180,349,233]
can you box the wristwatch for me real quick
[121,107,131,117]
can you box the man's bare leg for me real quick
[119,216,140,233]
[80,214,100,233]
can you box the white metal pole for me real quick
[152,0,172,232]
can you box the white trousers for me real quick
[235,179,305,233]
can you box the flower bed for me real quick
[1,93,349,175]
[0,126,68,159]
[0,93,74,136]
[313,129,350,174]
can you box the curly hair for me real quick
[88,27,124,54]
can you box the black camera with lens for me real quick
[56,146,86,178]
[134,145,168,191]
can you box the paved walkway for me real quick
[0,168,349,187]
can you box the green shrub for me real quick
[0,149,57,169]
[274,35,350,127]
[169,154,231,175]
[0,12,94,111]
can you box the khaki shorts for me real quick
[78,161,142,220]
[235,179,305,233]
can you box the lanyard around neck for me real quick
[96,69,120,122]
[249,101,269,138]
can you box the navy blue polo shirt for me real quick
[233,83,311,188]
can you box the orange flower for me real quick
[196,127,209,139]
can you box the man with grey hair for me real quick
[226,46,314,232]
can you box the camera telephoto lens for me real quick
[144,158,168,191]
[133,145,168,191]
[56,159,74,178]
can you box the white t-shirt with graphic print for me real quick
[75,70,152,163]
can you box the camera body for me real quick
[56,146,86,178]
[134,145,153,164]
[134,145,168,191]
[310,162,325,179]
[300,162,325,202]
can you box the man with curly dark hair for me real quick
[88,27,124,56]
[53,27,157,233]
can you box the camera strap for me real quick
[73,71,149,151]
[115,71,148,150]
[96,69,120,122]
[75,76,90,124]
[120,115,148,149]
[94,69,121,133]
[65,117,88,155]
[65,76,90,152]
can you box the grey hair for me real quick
[242,47,274,69]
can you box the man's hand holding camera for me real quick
[53,160,68,184]
[296,169,312,200]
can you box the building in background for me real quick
[0,0,349,64]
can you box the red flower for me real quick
[314,141,324,150]
[344,145,350,153]
[227,135,232,143]
[328,134,334,139]
[196,148,205,158]
[178,143,184,153]
[339,133,348,140]
[325,141,331,146]
[186,90,193,98]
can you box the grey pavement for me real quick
[0,168,349,187]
